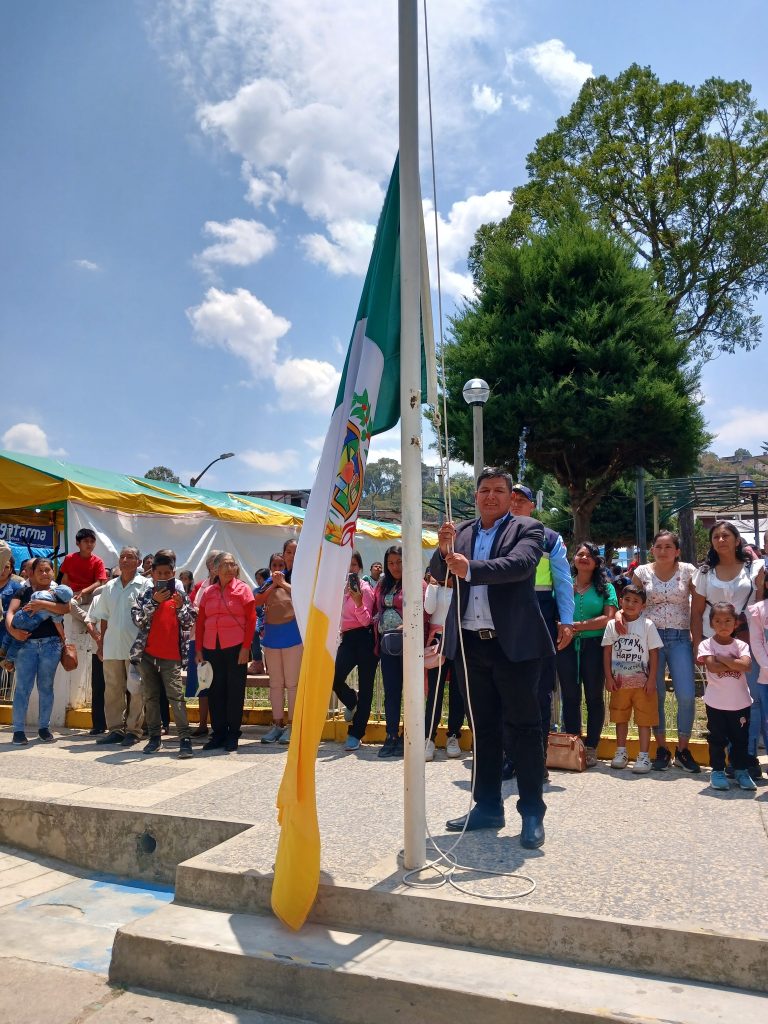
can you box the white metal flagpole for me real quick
[398,0,426,871]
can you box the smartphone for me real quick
[348,572,360,592]
[154,579,175,593]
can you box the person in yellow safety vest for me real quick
[504,484,575,780]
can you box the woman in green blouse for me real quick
[556,542,618,766]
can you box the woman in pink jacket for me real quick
[332,551,378,752]
[195,552,256,752]
[747,599,768,768]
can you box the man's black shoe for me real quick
[202,738,224,752]
[520,815,545,849]
[446,805,505,832]
[143,736,162,754]
[96,731,124,745]
[502,759,516,781]
[178,738,194,759]
[37,729,56,743]
[224,738,238,752]
[121,734,139,748]
[88,728,106,736]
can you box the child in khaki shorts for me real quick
[602,584,663,773]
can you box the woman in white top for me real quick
[423,576,464,761]
[630,531,698,773]
[691,521,765,779]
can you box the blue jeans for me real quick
[12,636,61,732]
[654,629,696,740]
[380,651,403,737]
[745,649,767,757]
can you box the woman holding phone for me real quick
[255,551,303,744]
[333,551,378,751]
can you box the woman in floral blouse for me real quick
[624,531,698,773]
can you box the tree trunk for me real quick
[572,503,594,543]
[679,506,696,564]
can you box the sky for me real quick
[2,0,767,492]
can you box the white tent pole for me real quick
[399,0,426,871]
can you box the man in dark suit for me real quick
[429,469,554,848]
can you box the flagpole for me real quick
[398,0,426,871]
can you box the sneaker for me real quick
[37,729,56,744]
[631,753,652,774]
[734,768,758,791]
[12,731,28,746]
[178,738,194,759]
[611,748,629,770]
[343,735,361,752]
[278,724,292,744]
[584,746,598,768]
[651,745,672,771]
[746,757,763,781]
[710,770,730,790]
[261,724,285,744]
[202,738,224,751]
[445,735,462,759]
[674,747,701,773]
[378,735,397,759]
[121,734,139,748]
[343,704,356,722]
[143,736,162,754]
[425,738,436,762]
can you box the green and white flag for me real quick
[272,157,432,930]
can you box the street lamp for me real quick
[739,479,760,548]
[462,378,490,485]
[189,452,235,488]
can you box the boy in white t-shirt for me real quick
[603,585,663,773]
[697,601,755,792]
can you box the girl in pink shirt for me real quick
[332,551,378,752]
[697,602,755,792]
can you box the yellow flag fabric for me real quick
[271,162,403,930]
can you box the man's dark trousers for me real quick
[456,630,546,819]
[504,592,557,766]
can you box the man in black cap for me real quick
[504,484,574,779]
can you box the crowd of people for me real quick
[1,473,767,849]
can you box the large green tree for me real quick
[445,218,710,540]
[472,65,768,363]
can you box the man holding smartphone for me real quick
[130,550,196,758]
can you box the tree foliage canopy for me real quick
[471,65,768,363]
[144,465,181,484]
[446,217,710,539]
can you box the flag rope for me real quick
[399,0,537,901]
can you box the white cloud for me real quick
[195,218,277,268]
[507,39,593,100]
[1,422,65,457]
[509,93,532,113]
[422,190,511,301]
[187,287,340,414]
[707,406,768,455]
[301,219,376,276]
[239,449,299,474]
[146,1,518,273]
[273,357,340,412]
[471,84,502,115]
[186,286,290,375]
[73,258,100,271]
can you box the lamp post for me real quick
[739,479,760,548]
[189,452,235,488]
[462,378,490,485]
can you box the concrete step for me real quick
[110,902,767,1024]
[174,845,768,993]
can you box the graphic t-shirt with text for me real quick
[601,616,663,688]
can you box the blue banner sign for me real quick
[0,522,55,547]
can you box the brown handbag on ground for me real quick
[546,732,587,772]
